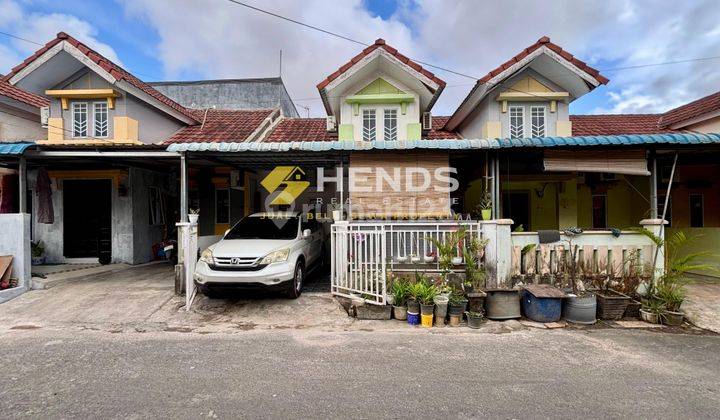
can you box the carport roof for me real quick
[165,132,720,153]
[0,142,35,155]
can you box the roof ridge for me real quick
[659,89,720,127]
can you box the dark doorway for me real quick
[63,179,112,262]
[502,191,530,231]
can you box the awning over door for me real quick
[543,149,650,176]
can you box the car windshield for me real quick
[224,215,298,240]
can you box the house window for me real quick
[72,102,88,137]
[148,187,165,226]
[362,109,376,141]
[215,188,229,224]
[509,106,524,139]
[530,106,546,137]
[592,194,607,229]
[93,102,108,137]
[689,193,704,227]
[383,109,398,141]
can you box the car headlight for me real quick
[260,248,290,265]
[200,248,214,265]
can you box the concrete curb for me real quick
[0,286,27,304]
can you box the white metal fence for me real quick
[330,221,481,305]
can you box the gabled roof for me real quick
[570,114,675,136]
[659,90,720,128]
[477,36,608,85]
[317,39,446,91]
[424,116,460,139]
[448,36,608,130]
[0,81,49,108]
[164,109,276,144]
[3,32,199,124]
[150,78,299,117]
[316,39,446,115]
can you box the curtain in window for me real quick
[72,103,88,137]
[94,102,108,137]
[383,109,397,141]
[509,106,524,139]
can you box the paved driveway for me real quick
[0,263,349,332]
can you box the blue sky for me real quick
[2,0,719,117]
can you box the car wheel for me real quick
[285,260,304,299]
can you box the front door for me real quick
[502,191,531,231]
[63,179,112,262]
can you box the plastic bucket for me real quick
[564,293,597,324]
[407,312,420,326]
[448,314,462,327]
[393,305,407,321]
[434,303,448,326]
[420,313,433,328]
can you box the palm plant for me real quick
[426,228,467,274]
[390,277,411,307]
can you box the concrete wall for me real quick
[0,213,31,289]
[0,101,45,141]
[125,95,185,144]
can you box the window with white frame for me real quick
[93,102,109,137]
[530,106,546,137]
[383,109,398,141]
[362,109,376,141]
[72,102,88,137]
[509,106,524,139]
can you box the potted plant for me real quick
[640,298,664,324]
[188,208,200,224]
[477,188,492,220]
[390,275,410,321]
[416,276,438,328]
[465,310,485,329]
[31,240,45,265]
[463,235,489,312]
[447,290,468,326]
[423,251,436,263]
[656,277,686,326]
[433,293,449,326]
[427,228,467,277]
[561,231,597,324]
[410,254,422,264]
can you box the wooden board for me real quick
[0,255,13,284]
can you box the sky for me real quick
[1,0,720,118]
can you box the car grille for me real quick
[211,256,266,271]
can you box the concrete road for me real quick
[1,328,718,419]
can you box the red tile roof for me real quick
[264,116,459,142]
[2,32,198,123]
[265,118,337,142]
[0,81,49,108]
[478,36,609,85]
[316,39,446,91]
[425,116,460,139]
[659,90,720,128]
[569,114,676,136]
[164,109,273,144]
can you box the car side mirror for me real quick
[303,229,312,238]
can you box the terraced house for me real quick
[1,32,719,299]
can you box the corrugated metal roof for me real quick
[0,142,35,155]
[166,133,720,153]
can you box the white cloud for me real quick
[0,0,123,74]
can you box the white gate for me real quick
[331,222,387,305]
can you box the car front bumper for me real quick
[194,260,295,289]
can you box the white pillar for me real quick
[650,156,658,219]
[180,153,188,223]
[640,218,667,280]
[481,218,514,288]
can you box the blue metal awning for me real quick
[165,132,720,153]
[0,142,35,156]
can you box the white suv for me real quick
[194,212,325,298]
